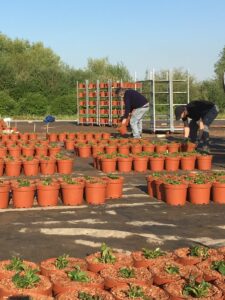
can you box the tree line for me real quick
[0,33,224,117]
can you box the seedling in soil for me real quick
[55,254,69,269]
[211,260,225,275]
[12,269,40,289]
[119,267,135,278]
[107,174,120,180]
[96,243,116,264]
[67,266,90,282]
[189,246,209,258]
[5,257,26,272]
[142,248,165,259]
[126,284,151,300]
[183,277,211,298]
[17,179,31,187]
[78,291,102,300]
[41,177,53,186]
[165,265,180,274]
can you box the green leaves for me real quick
[211,260,225,275]
[12,269,40,289]
[142,247,165,259]
[55,254,69,269]
[67,266,90,282]
[183,278,211,298]
[5,257,26,272]
[189,246,209,259]
[126,284,153,300]
[78,291,102,300]
[118,267,135,278]
[97,243,116,264]
[165,265,180,274]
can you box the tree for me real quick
[49,94,76,115]
[0,91,17,117]
[16,93,48,116]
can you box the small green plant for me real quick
[41,177,53,186]
[24,156,34,161]
[192,177,207,184]
[96,243,116,264]
[49,142,58,148]
[12,269,40,289]
[150,153,161,158]
[189,246,209,258]
[183,277,211,298]
[211,260,225,275]
[67,266,90,282]
[5,257,26,272]
[116,153,129,158]
[126,284,152,300]
[165,178,182,185]
[78,291,102,300]
[142,248,165,259]
[55,254,69,269]
[119,267,135,278]
[107,174,120,180]
[17,179,31,187]
[165,265,179,274]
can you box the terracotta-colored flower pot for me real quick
[58,133,66,142]
[117,156,133,173]
[78,145,91,158]
[23,158,39,176]
[149,157,165,171]
[118,145,130,155]
[0,159,4,176]
[64,139,75,151]
[47,133,58,142]
[197,154,213,171]
[61,182,84,205]
[101,157,117,173]
[189,182,212,204]
[37,182,60,207]
[155,179,165,201]
[164,183,188,206]
[105,145,117,154]
[181,142,196,152]
[40,158,56,175]
[29,133,37,140]
[57,287,113,300]
[105,176,124,199]
[142,144,155,152]
[12,184,36,208]
[7,146,21,158]
[146,175,157,197]
[212,182,225,204]
[165,156,180,171]
[22,146,35,157]
[49,146,61,156]
[167,143,180,153]
[180,155,196,171]
[94,133,102,140]
[35,146,48,157]
[92,145,105,156]
[85,181,107,205]
[155,144,167,153]
[0,183,10,209]
[5,160,22,177]
[131,144,143,154]
[133,156,148,172]
[57,158,73,174]
[118,125,127,135]
[102,133,111,140]
[0,147,7,158]
[10,133,19,142]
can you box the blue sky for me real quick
[0,0,224,81]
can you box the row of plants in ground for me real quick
[92,152,212,173]
[0,174,124,208]
[0,142,63,158]
[147,171,225,205]
[0,153,74,176]
[0,244,224,299]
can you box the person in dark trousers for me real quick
[115,88,149,138]
[175,100,219,152]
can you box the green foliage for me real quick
[97,243,116,264]
[183,278,211,298]
[119,267,135,278]
[55,254,69,269]
[126,284,151,300]
[165,265,180,274]
[189,246,209,258]
[211,260,225,275]
[5,257,25,272]
[12,269,40,289]
[49,94,76,115]
[142,247,165,259]
[78,291,102,300]
[0,91,17,117]
[16,93,48,116]
[67,266,90,282]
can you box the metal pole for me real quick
[169,70,174,132]
[85,80,89,124]
[76,81,79,125]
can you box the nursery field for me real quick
[0,122,224,264]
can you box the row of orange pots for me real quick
[0,175,124,208]
[0,145,62,158]
[147,172,225,205]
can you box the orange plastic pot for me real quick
[58,133,67,142]
[37,183,60,207]
[133,156,148,172]
[142,144,155,152]
[12,185,36,208]
[149,157,165,171]
[23,159,39,176]
[5,160,22,177]
[7,146,21,158]
[22,146,35,157]
[164,183,188,206]
[118,145,130,155]
[181,142,196,152]
[0,159,4,176]
[49,147,61,156]
[167,143,180,153]
[85,181,107,205]
[29,133,37,140]
[105,145,117,154]
[165,156,180,171]
[35,147,48,156]
[0,147,7,158]
[0,184,10,209]
[131,144,143,154]
[40,158,56,175]
[155,144,167,153]
[64,140,75,151]
[78,146,91,158]
[61,182,84,205]
[212,182,225,204]
[117,157,133,173]
[155,179,165,201]
[57,159,73,174]
[118,125,127,135]
[189,183,212,204]
[105,176,124,199]
[102,133,111,140]
[180,156,196,171]
[48,133,58,142]
[92,145,105,156]
[101,158,117,173]
[147,176,157,197]
[197,155,212,171]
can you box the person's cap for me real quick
[175,105,186,121]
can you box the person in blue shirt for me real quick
[115,88,149,138]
